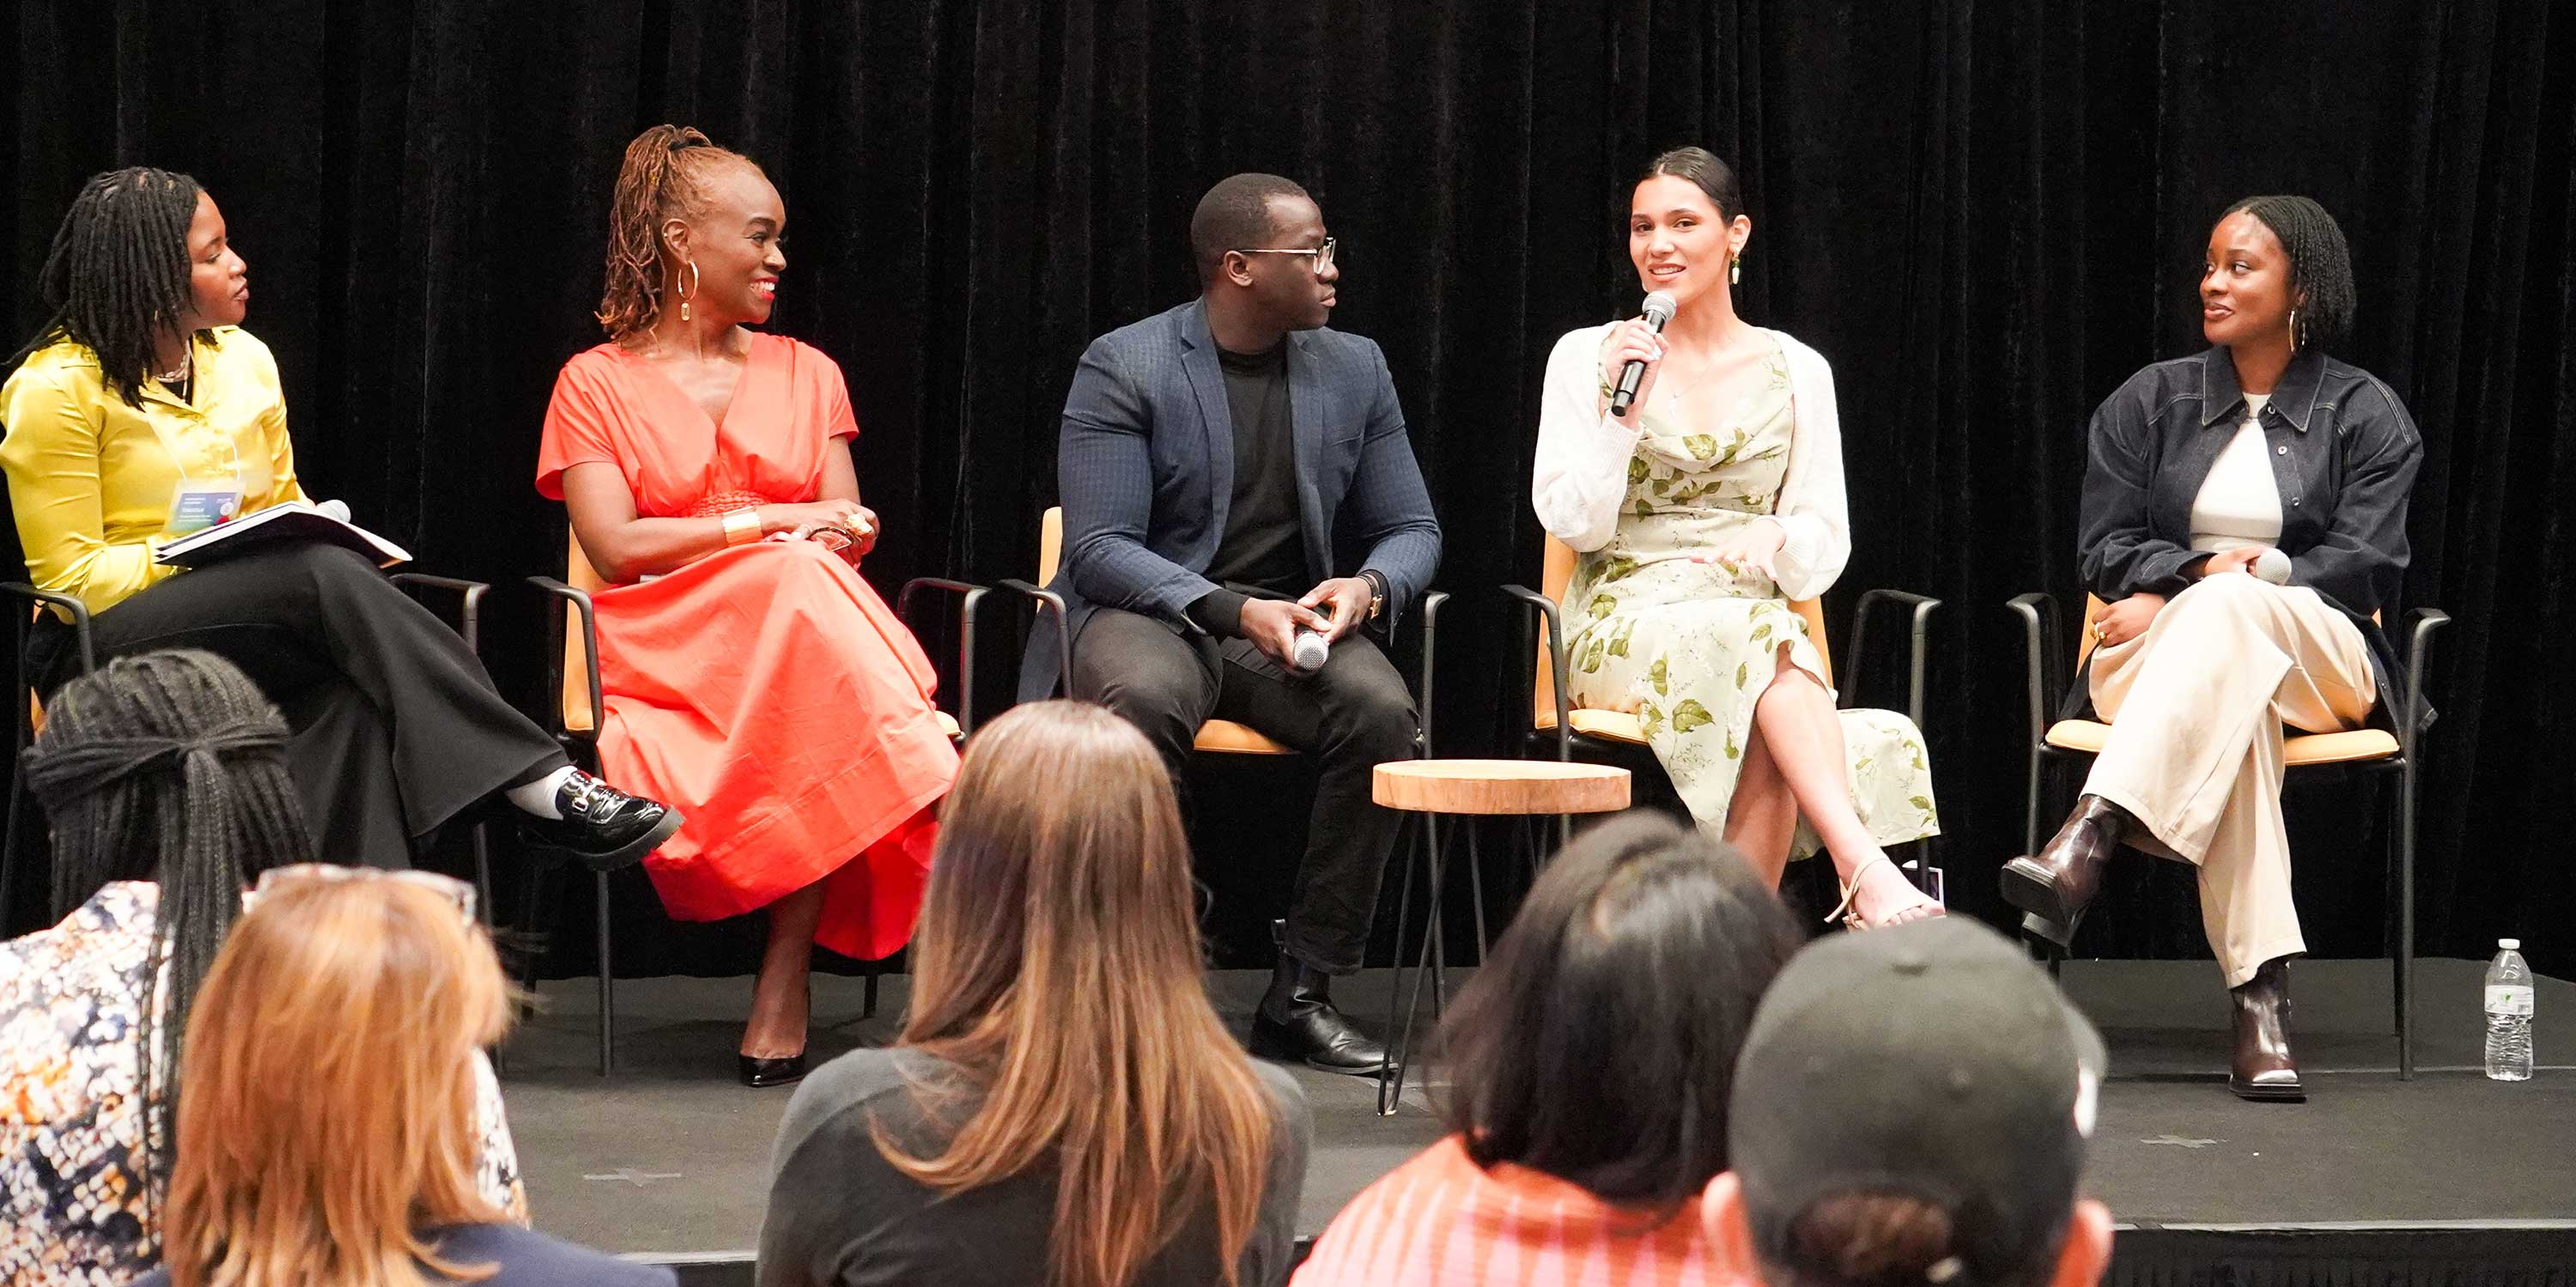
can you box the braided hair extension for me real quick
[2223,196,2356,355]
[22,649,312,1191]
[596,124,756,341]
[9,168,207,408]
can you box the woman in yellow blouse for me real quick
[2,167,677,872]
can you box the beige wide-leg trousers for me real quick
[2084,574,2377,988]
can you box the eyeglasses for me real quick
[1232,237,1338,274]
[249,863,479,927]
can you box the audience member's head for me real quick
[1704,917,2112,1287]
[1438,811,1804,1205]
[881,700,1282,1287]
[159,867,512,1287]
[21,648,310,1168]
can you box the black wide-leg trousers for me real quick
[1071,606,1419,974]
[31,543,567,868]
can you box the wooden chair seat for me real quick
[2043,718,2398,767]
[1194,719,1292,755]
[2049,593,2400,768]
[1372,759,1631,817]
[1531,705,1649,744]
[1028,509,1297,759]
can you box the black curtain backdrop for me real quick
[6,3,2571,981]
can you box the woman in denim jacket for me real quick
[2002,197,2422,1102]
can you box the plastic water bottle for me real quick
[2483,938,2534,1082]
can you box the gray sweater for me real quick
[756,1047,1311,1287]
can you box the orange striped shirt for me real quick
[1293,1135,1742,1286]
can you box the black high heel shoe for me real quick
[738,978,811,1088]
[737,1052,808,1089]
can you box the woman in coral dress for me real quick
[538,125,957,1086]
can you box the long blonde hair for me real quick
[160,876,515,1287]
[878,701,1280,1287]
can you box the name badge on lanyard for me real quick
[167,477,246,535]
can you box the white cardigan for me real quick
[1529,324,1851,601]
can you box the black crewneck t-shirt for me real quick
[1188,340,1307,635]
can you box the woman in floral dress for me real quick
[1532,148,1940,928]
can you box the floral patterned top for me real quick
[0,883,527,1285]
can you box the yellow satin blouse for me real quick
[0,327,305,615]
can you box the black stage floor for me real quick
[498,958,2576,1285]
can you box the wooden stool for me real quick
[1369,758,1631,1115]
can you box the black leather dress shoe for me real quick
[1248,923,1385,1076]
[2228,957,2305,1102]
[1999,793,2130,945]
[514,770,683,873]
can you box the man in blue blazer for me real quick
[1025,173,1442,1073]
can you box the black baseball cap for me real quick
[1728,917,2105,1285]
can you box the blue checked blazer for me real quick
[1019,298,1443,699]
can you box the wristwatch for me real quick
[1358,569,1388,621]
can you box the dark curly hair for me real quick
[2223,195,2356,355]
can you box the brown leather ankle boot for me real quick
[1999,794,2130,944]
[2229,956,2305,1102]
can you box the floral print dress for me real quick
[1558,337,1939,856]
[0,883,526,1284]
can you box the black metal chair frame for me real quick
[2007,591,2449,1081]
[2,574,497,934]
[528,570,985,1077]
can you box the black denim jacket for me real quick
[2068,346,2424,730]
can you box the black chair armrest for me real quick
[2403,607,2449,756]
[2005,592,2057,750]
[2005,592,2058,856]
[1842,589,1940,727]
[388,574,489,651]
[526,577,603,748]
[3,584,94,677]
[1408,591,1446,756]
[896,577,987,736]
[1500,583,1571,762]
[990,579,1070,699]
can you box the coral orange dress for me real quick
[537,335,954,960]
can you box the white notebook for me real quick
[153,500,412,569]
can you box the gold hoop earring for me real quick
[676,259,701,323]
[2287,307,2300,352]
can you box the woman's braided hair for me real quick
[24,649,311,1191]
[596,124,755,341]
[9,167,207,407]
[2224,195,2356,355]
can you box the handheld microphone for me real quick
[1607,291,1679,418]
[2251,548,2291,586]
[1290,628,1331,672]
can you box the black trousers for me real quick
[30,543,567,868]
[1071,607,1418,974]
